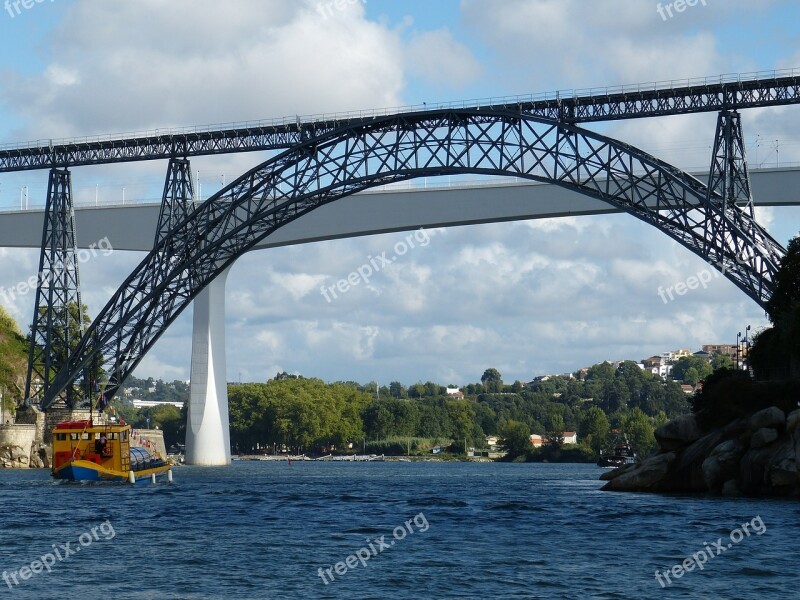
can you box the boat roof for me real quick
[53,420,130,431]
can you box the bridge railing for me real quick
[2,164,800,214]
[2,68,799,153]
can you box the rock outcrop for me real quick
[0,444,30,468]
[602,407,800,497]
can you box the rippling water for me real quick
[0,462,797,599]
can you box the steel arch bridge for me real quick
[42,108,785,408]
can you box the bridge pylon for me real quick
[155,157,231,465]
[701,109,769,293]
[24,167,85,409]
[707,110,755,215]
[155,157,195,245]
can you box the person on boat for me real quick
[95,433,108,455]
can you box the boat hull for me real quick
[53,460,171,483]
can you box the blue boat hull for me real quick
[53,460,171,483]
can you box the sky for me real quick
[1,0,800,387]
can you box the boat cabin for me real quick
[52,420,132,475]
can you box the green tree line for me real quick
[224,363,691,456]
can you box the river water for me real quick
[0,462,796,599]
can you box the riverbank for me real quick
[602,393,800,496]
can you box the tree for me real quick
[389,381,407,399]
[623,408,658,458]
[498,419,530,459]
[481,368,503,393]
[765,234,800,322]
[671,356,712,383]
[579,407,609,454]
[711,352,734,371]
[544,412,565,447]
[684,367,700,386]
[751,233,800,379]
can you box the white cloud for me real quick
[406,29,483,90]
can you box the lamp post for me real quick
[736,332,741,369]
[744,325,751,372]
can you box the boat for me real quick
[51,419,172,483]
[597,441,638,468]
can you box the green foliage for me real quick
[711,352,734,371]
[481,368,503,393]
[544,412,565,447]
[228,379,372,453]
[691,368,800,429]
[498,419,531,459]
[621,407,658,458]
[765,234,800,322]
[364,437,442,455]
[671,356,713,383]
[0,304,28,406]
[528,442,596,463]
[579,407,609,454]
[134,404,183,449]
[108,360,694,459]
[751,232,800,379]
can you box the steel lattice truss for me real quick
[2,73,800,172]
[40,109,786,409]
[155,158,195,245]
[25,168,84,407]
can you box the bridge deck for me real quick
[0,168,797,252]
[1,69,799,173]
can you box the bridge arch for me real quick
[43,108,785,407]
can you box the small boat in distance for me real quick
[597,441,638,468]
[52,419,172,483]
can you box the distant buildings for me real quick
[529,432,578,446]
[131,399,184,409]
[527,341,746,387]
[702,344,737,360]
[446,387,465,399]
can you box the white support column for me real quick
[185,267,231,465]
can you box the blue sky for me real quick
[1,0,800,386]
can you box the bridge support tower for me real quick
[24,167,85,410]
[155,157,231,465]
[185,268,231,465]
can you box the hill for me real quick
[0,305,29,417]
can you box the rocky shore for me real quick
[0,442,49,469]
[601,405,800,496]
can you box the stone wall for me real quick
[131,429,167,459]
[0,424,37,468]
[43,407,92,443]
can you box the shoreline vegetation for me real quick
[602,232,800,497]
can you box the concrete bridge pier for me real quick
[185,267,231,466]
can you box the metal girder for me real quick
[155,158,195,246]
[702,111,762,289]
[25,168,85,408]
[2,72,800,172]
[40,108,786,409]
